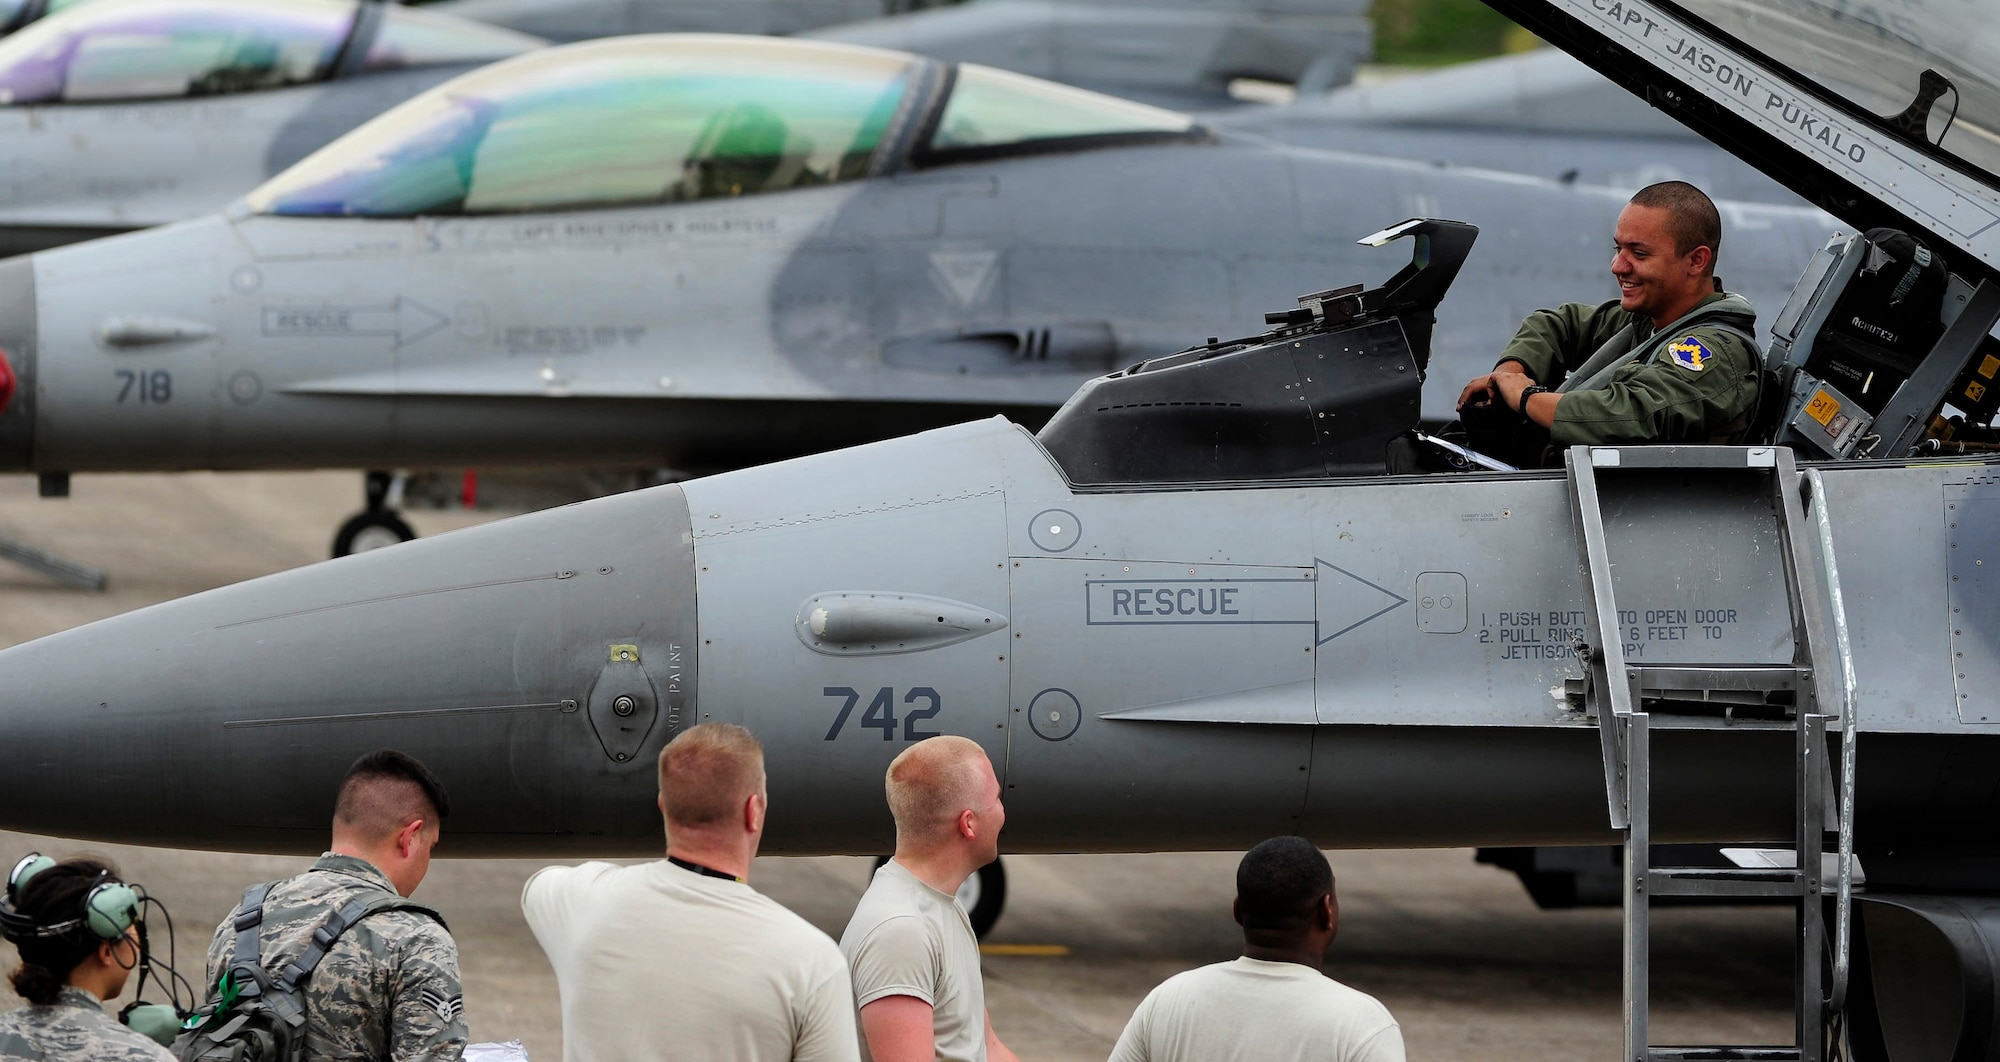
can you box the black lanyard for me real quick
[667,856,744,884]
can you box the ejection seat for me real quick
[1754,227,2000,459]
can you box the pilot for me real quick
[0,855,174,1062]
[1455,181,1761,465]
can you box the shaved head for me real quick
[333,750,448,845]
[1628,181,1722,272]
[885,736,993,844]
[659,723,765,831]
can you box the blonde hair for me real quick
[884,736,991,843]
[658,723,765,829]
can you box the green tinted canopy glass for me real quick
[251,35,915,218]
[0,0,352,104]
[929,63,1193,154]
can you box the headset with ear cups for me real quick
[2,851,197,1043]
[0,851,145,942]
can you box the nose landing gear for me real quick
[332,471,417,557]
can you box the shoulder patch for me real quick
[1667,335,1714,371]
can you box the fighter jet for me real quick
[798,0,1373,110]
[1,0,1994,1053]
[0,32,1836,552]
[0,0,542,256]
[419,0,1374,106]
[6,0,1373,106]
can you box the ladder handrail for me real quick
[1803,467,1859,1014]
[1567,447,1640,831]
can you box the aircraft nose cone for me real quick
[0,256,35,471]
[0,484,699,854]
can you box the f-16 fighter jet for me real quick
[1,0,1996,1056]
[0,33,1835,551]
[0,0,541,255]
[5,0,1374,108]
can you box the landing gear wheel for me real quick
[874,856,1006,939]
[332,510,416,557]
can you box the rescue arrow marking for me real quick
[260,298,449,349]
[1081,560,1408,645]
[1313,558,1409,645]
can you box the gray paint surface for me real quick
[0,417,1991,861]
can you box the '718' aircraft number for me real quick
[114,369,172,404]
[823,686,942,741]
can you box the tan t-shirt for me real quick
[838,860,986,1062]
[522,860,860,1062]
[1107,957,1405,1062]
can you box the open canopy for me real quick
[1484,0,2000,283]
[0,0,538,104]
[244,34,1200,218]
[1678,0,2000,184]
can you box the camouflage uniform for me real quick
[197,854,466,1062]
[0,985,174,1062]
[1499,289,1761,448]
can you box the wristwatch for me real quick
[1515,384,1552,414]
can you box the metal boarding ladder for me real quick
[1565,446,1859,1062]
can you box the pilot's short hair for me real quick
[1236,836,1333,933]
[884,736,991,842]
[333,749,450,842]
[659,723,765,829]
[1629,181,1722,272]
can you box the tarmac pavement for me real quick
[0,471,1797,1061]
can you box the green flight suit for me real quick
[1497,289,1761,447]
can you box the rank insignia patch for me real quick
[1667,335,1713,371]
[420,990,463,1023]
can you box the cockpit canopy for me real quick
[245,35,1200,219]
[0,0,538,105]
[1674,0,2000,185]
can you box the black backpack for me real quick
[175,883,443,1062]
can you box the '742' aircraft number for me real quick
[823,686,942,741]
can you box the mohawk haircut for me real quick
[1629,180,1723,273]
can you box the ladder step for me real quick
[1630,665,1804,694]
[1648,868,1804,899]
[1648,1048,1802,1061]
[1583,444,1780,470]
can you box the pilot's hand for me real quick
[1457,372,1504,411]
